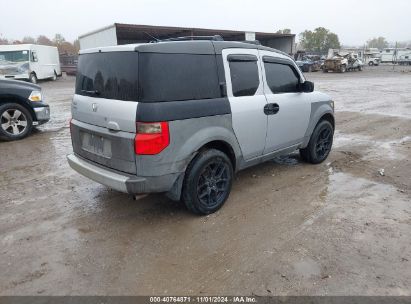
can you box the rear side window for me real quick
[228,55,259,97]
[76,52,139,101]
[264,61,300,94]
[139,53,220,102]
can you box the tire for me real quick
[300,120,334,164]
[182,149,233,215]
[308,65,312,73]
[52,71,57,81]
[340,65,346,73]
[358,65,363,71]
[323,69,328,73]
[369,61,374,66]
[0,103,33,141]
[29,73,37,84]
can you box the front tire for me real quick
[29,73,37,84]
[52,71,57,81]
[182,149,233,215]
[300,120,334,164]
[0,103,33,141]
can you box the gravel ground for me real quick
[0,64,410,295]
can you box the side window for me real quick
[263,60,300,94]
[31,51,38,62]
[228,54,259,97]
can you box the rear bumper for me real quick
[67,153,181,195]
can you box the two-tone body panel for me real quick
[67,40,334,200]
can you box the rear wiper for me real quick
[81,89,100,96]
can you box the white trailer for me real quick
[79,24,117,50]
[0,44,61,83]
[380,48,411,63]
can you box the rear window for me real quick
[75,52,139,101]
[139,53,220,102]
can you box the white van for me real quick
[0,44,61,83]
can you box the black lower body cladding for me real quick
[136,97,231,122]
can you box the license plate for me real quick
[81,132,112,158]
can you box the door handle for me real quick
[264,103,280,115]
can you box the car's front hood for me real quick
[0,78,40,91]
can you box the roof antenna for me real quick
[143,32,160,43]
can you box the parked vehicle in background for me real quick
[0,44,61,84]
[362,48,381,66]
[398,52,411,65]
[67,39,334,215]
[59,54,78,75]
[380,48,411,63]
[0,79,50,140]
[296,55,322,72]
[366,57,380,66]
[323,53,363,73]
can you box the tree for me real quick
[22,36,36,44]
[73,39,80,53]
[0,34,8,45]
[299,27,341,53]
[396,41,411,48]
[59,41,78,55]
[37,35,53,46]
[53,34,66,47]
[367,37,388,49]
[276,29,291,34]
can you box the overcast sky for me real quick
[1,0,410,46]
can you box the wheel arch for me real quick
[319,112,335,129]
[199,140,237,171]
[302,102,335,148]
[0,95,36,120]
[166,137,239,202]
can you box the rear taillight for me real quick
[135,122,170,155]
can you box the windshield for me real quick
[0,50,30,63]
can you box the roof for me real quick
[79,23,295,42]
[79,40,291,59]
[0,44,58,51]
[0,44,34,51]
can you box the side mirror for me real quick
[301,81,314,93]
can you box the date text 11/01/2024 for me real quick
[149,297,257,303]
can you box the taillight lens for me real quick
[135,122,170,155]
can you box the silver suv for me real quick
[68,39,334,214]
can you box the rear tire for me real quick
[0,103,33,141]
[369,61,374,66]
[182,149,233,215]
[300,120,334,164]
